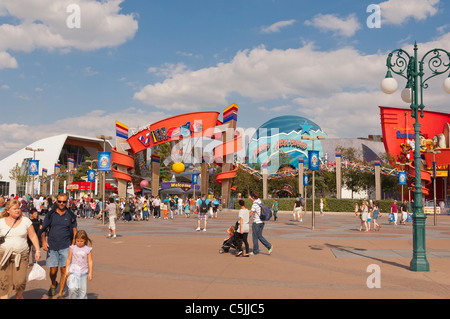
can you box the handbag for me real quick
[0,218,18,245]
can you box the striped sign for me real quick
[116,121,129,139]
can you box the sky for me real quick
[0,0,449,161]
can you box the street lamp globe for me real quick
[381,71,398,94]
[444,76,450,94]
[401,87,412,103]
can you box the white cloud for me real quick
[0,0,138,66]
[304,13,361,37]
[378,0,440,25]
[134,43,385,110]
[0,108,170,160]
[0,51,18,69]
[147,62,190,78]
[134,31,450,139]
[261,19,296,34]
[258,105,292,112]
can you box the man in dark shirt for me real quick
[39,193,77,299]
[400,199,408,225]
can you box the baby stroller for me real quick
[219,221,240,254]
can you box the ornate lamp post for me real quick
[381,42,450,272]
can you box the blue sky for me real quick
[0,0,449,160]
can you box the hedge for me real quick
[233,197,394,213]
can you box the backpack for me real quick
[258,202,272,221]
[44,209,77,240]
[199,199,209,214]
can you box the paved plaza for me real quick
[24,210,450,300]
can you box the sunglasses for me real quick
[57,200,67,204]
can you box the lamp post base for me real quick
[410,213,430,272]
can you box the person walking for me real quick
[27,208,42,266]
[271,198,279,221]
[293,196,303,222]
[211,196,220,218]
[65,230,93,299]
[153,196,161,218]
[359,200,369,232]
[400,199,408,225]
[184,198,191,218]
[236,200,250,257]
[354,202,359,216]
[177,196,183,216]
[249,191,273,255]
[39,193,77,299]
[372,201,382,231]
[105,198,118,239]
[390,200,398,225]
[195,194,210,231]
[143,197,150,221]
[0,200,41,299]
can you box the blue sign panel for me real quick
[192,174,198,185]
[303,174,309,186]
[98,152,111,171]
[308,150,320,171]
[29,160,39,175]
[87,170,96,182]
[398,171,407,185]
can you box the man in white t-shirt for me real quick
[105,198,118,238]
[153,196,161,218]
[249,191,273,256]
[178,197,183,216]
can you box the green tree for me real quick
[9,163,29,195]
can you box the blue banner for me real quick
[398,171,407,185]
[303,174,309,186]
[87,170,96,182]
[29,160,39,175]
[192,174,198,185]
[98,152,111,171]
[308,150,320,171]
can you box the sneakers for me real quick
[48,282,58,297]
[195,227,201,231]
[195,228,206,232]
[268,245,274,255]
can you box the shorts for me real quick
[46,248,70,268]
[198,212,208,221]
[109,216,116,230]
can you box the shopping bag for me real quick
[388,213,395,222]
[28,263,46,281]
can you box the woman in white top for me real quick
[236,200,250,257]
[359,200,369,232]
[0,200,41,299]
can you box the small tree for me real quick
[9,163,29,196]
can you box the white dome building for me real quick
[0,134,113,197]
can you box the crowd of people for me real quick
[0,191,421,299]
[0,192,91,299]
[354,198,412,232]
